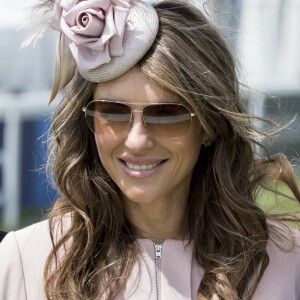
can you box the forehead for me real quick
[93,68,180,104]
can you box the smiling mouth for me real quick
[126,162,158,171]
[120,159,167,171]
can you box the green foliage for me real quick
[257,175,300,214]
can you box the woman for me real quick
[0,0,299,299]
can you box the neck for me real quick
[124,197,188,244]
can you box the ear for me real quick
[202,140,212,147]
[200,129,212,148]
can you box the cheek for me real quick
[94,134,102,155]
[94,134,121,174]
[188,127,204,169]
[171,128,202,174]
[94,134,115,154]
[188,123,204,155]
[94,134,110,166]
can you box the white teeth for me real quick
[126,162,158,171]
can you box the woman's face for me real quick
[93,68,203,207]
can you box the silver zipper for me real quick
[154,243,163,300]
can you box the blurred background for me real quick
[0,0,300,231]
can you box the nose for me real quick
[124,112,154,152]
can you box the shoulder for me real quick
[253,223,300,300]
[0,219,51,254]
[0,220,51,299]
[0,216,72,299]
[5,213,73,251]
[16,219,51,247]
[1,214,73,257]
[0,219,53,273]
[267,222,300,254]
[266,222,300,275]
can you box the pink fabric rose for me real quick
[51,0,131,70]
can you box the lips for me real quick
[118,158,168,177]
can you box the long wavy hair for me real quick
[44,1,300,299]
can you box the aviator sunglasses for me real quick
[82,100,196,139]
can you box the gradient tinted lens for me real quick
[143,103,192,138]
[85,101,131,135]
[85,101,193,138]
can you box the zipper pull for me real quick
[154,243,162,258]
[154,243,163,300]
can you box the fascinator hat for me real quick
[38,0,159,102]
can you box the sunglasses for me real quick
[82,100,196,138]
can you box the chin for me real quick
[122,189,159,205]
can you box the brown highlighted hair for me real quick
[43,1,300,299]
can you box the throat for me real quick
[123,191,189,243]
[127,209,188,243]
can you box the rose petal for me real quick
[98,4,117,45]
[75,0,111,11]
[60,18,79,43]
[64,1,109,26]
[82,3,128,52]
[111,0,130,9]
[112,5,129,36]
[108,5,129,56]
[60,0,78,12]
[71,12,105,37]
[70,42,111,69]
[67,8,105,27]
[62,22,104,48]
[50,0,63,31]
[54,0,131,70]
[78,8,105,22]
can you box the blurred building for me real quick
[236,0,300,160]
[0,1,58,229]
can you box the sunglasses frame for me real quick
[82,99,197,138]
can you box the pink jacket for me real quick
[0,219,299,299]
